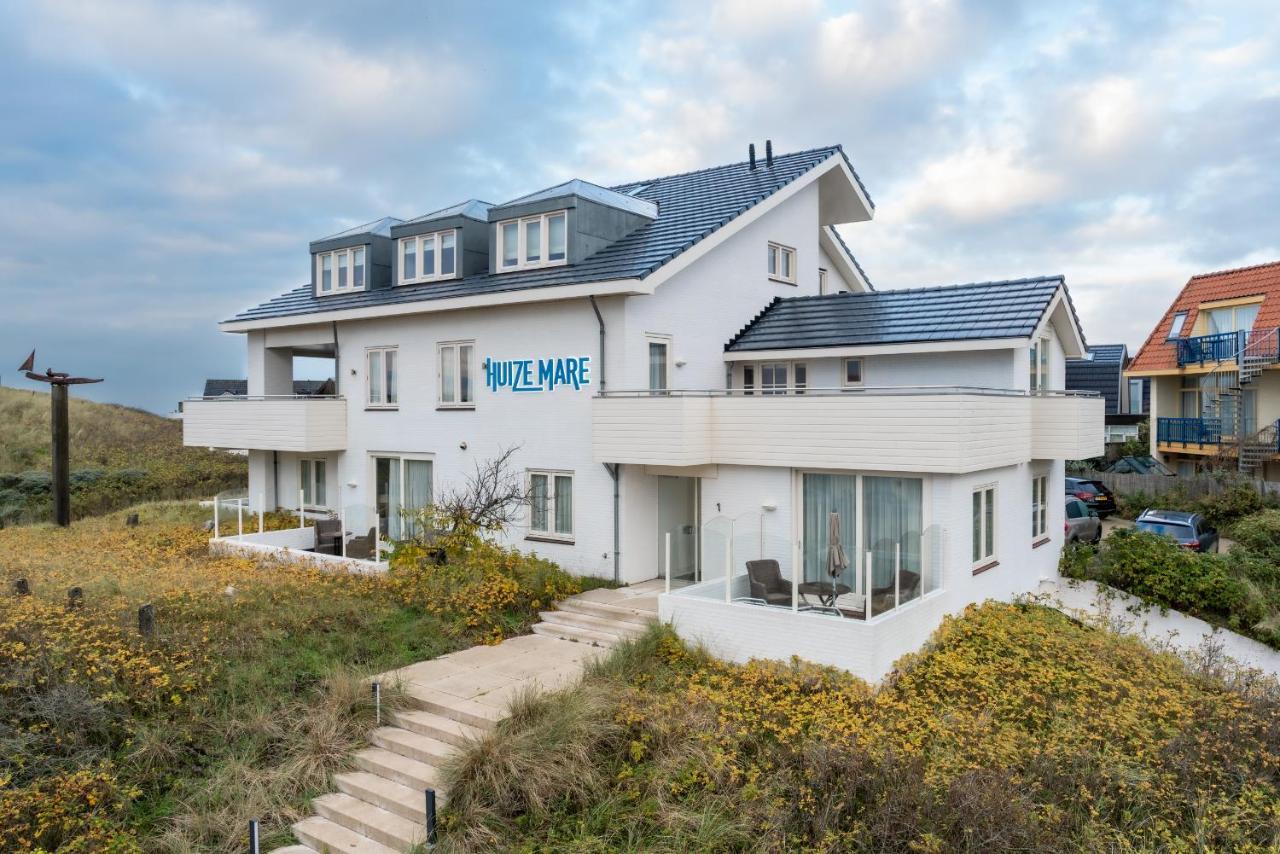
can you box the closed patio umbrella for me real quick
[826,511,849,600]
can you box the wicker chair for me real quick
[746,559,793,607]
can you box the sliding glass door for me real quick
[801,474,857,590]
[374,456,433,540]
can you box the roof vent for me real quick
[748,143,756,170]
[765,139,773,167]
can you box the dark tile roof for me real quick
[1066,358,1122,415]
[228,145,870,325]
[825,226,873,290]
[202,379,332,397]
[725,276,1065,352]
[1083,343,1126,363]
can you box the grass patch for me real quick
[438,604,1280,852]
[0,501,586,851]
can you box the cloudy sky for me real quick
[1,0,1277,412]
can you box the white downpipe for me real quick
[865,550,873,621]
[298,489,304,529]
[213,496,220,539]
[236,500,243,538]
[894,543,901,609]
[341,507,347,559]
[258,493,264,535]
[724,537,732,603]
[664,531,671,594]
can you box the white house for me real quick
[185,143,1103,680]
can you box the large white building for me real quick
[185,143,1102,680]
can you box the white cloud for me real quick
[888,140,1064,224]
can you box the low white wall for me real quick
[209,530,386,575]
[1036,578,1280,678]
[659,581,950,683]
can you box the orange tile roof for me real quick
[1127,260,1280,373]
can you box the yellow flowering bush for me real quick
[0,765,141,853]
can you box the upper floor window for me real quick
[758,361,807,395]
[315,247,365,295]
[843,358,863,387]
[818,267,829,295]
[498,211,567,272]
[366,346,398,408]
[400,229,458,284]
[768,242,796,284]
[1203,302,1260,335]
[1125,378,1144,415]
[437,341,475,408]
[647,335,671,392]
[1029,337,1050,391]
[1166,311,1189,340]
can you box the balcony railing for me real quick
[1157,416,1222,446]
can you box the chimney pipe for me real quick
[765,139,773,167]
[748,143,756,170]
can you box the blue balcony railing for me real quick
[1157,417,1222,446]
[1175,331,1244,367]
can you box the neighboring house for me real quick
[1127,261,1280,480]
[184,143,1101,679]
[1065,344,1148,450]
[202,379,335,397]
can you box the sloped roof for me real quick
[725,276,1067,352]
[402,199,494,225]
[495,179,658,219]
[1066,346,1125,415]
[1083,343,1126,363]
[227,145,870,326]
[315,216,403,242]
[1128,260,1280,373]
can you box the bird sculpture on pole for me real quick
[18,350,104,526]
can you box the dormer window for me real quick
[315,246,365,295]
[497,211,567,272]
[399,229,458,285]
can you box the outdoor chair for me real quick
[871,569,922,601]
[344,527,377,561]
[312,516,342,555]
[746,559,794,607]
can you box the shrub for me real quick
[0,765,141,852]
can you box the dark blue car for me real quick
[1134,510,1220,553]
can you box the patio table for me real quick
[798,581,852,608]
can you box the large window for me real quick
[374,455,433,540]
[315,247,366,295]
[366,347,398,408]
[767,241,796,283]
[972,485,997,569]
[437,341,475,408]
[1126,378,1144,415]
[1203,302,1261,335]
[648,336,671,392]
[400,229,458,284]
[300,459,327,508]
[1031,475,1048,540]
[497,211,567,271]
[528,470,573,541]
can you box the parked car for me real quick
[1104,455,1175,475]
[1064,497,1101,544]
[1064,476,1117,517]
[1134,509,1220,553]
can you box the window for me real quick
[1203,302,1261,335]
[366,347,398,408]
[742,364,755,395]
[972,485,997,568]
[315,246,367,296]
[528,470,573,540]
[843,358,863,387]
[497,211,568,271]
[818,267,829,295]
[647,336,670,392]
[1031,475,1048,539]
[1167,311,1189,340]
[300,459,327,508]
[399,229,459,284]
[1126,378,1144,415]
[767,242,796,283]
[754,361,808,394]
[374,455,433,540]
[1029,338,1050,391]
[437,341,475,408]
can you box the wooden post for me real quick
[138,603,155,636]
[67,587,83,609]
[51,383,70,526]
[14,578,30,596]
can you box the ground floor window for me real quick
[972,485,997,568]
[1031,474,1048,539]
[529,470,573,541]
[300,458,327,508]
[374,455,433,540]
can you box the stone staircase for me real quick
[272,583,659,852]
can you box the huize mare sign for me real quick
[484,355,592,393]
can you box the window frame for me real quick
[436,340,476,410]
[365,346,399,409]
[1029,337,1051,391]
[767,241,797,284]
[818,267,829,295]
[750,360,808,395]
[1031,474,1048,540]
[972,484,998,570]
[496,210,568,272]
[1167,311,1189,340]
[399,228,460,285]
[315,246,367,296]
[842,358,864,388]
[1125,378,1144,415]
[299,458,328,509]
[646,334,672,393]
[527,468,574,542]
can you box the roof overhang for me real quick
[724,337,1025,362]
[819,155,875,225]
[819,226,871,293]
[1034,286,1088,358]
[219,278,650,332]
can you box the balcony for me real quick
[1175,331,1246,367]
[1156,417,1222,452]
[182,396,347,452]
[593,388,1102,473]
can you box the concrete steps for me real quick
[275,582,661,853]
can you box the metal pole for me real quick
[865,550,872,620]
[213,495,220,539]
[248,819,260,854]
[894,543,901,610]
[51,384,70,526]
[298,488,304,529]
[237,500,243,538]
[724,536,732,603]
[425,789,438,845]
[664,531,671,594]
[372,681,381,726]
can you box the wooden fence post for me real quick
[14,578,30,596]
[138,603,155,636]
